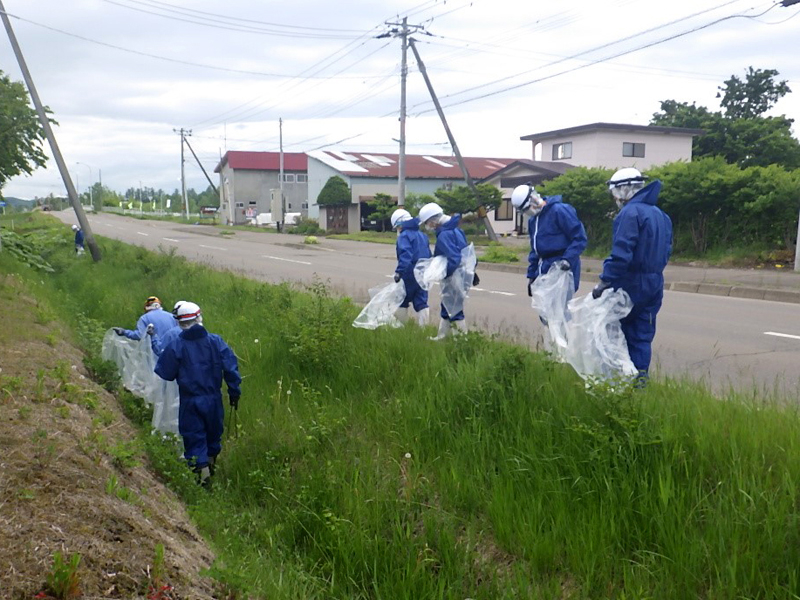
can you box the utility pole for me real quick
[183,136,218,194]
[174,127,191,218]
[279,118,285,232]
[0,0,101,260]
[408,38,499,242]
[383,18,425,207]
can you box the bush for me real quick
[290,218,323,235]
[481,242,520,263]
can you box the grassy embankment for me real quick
[3,212,800,599]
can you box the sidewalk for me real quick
[479,256,800,304]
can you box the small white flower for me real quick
[71,365,78,370]
[254,338,259,344]
[286,390,292,395]
[404,452,412,459]
[79,375,86,380]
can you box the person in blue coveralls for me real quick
[510,183,587,303]
[391,208,432,326]
[71,224,85,255]
[151,300,186,356]
[155,301,241,487]
[417,201,479,340]
[113,296,178,352]
[591,167,673,382]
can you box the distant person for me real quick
[391,208,431,326]
[510,183,587,305]
[155,302,241,487]
[113,296,179,352]
[592,168,673,382]
[417,202,479,340]
[71,224,85,255]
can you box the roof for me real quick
[478,159,573,183]
[307,150,518,180]
[214,151,308,173]
[520,122,705,142]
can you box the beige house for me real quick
[521,122,704,171]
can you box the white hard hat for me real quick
[417,202,443,225]
[510,184,544,212]
[607,167,646,189]
[173,301,201,323]
[390,208,412,229]
[71,224,78,231]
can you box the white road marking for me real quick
[136,231,149,236]
[199,244,227,251]
[263,255,311,265]
[764,331,800,341]
[163,237,180,242]
[473,287,515,296]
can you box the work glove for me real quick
[527,278,534,297]
[555,259,571,271]
[393,272,401,283]
[472,272,480,286]
[113,327,125,336]
[146,323,155,336]
[592,281,612,300]
[229,395,240,410]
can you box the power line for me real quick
[1,11,386,80]
[416,1,786,115]
[102,0,363,39]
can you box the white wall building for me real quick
[521,122,704,171]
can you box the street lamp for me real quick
[76,162,93,210]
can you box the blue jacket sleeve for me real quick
[526,216,539,279]
[218,339,242,398]
[396,233,414,276]
[557,204,588,268]
[154,345,178,381]
[601,209,639,284]
[435,231,462,277]
[122,315,147,340]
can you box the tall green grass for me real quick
[4,212,800,598]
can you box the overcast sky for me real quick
[1,0,798,199]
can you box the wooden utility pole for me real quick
[408,37,499,242]
[0,0,101,260]
[174,128,191,218]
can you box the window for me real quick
[235,202,244,208]
[301,202,308,209]
[296,174,308,183]
[623,142,645,158]
[248,201,257,206]
[283,173,295,183]
[552,142,572,160]
[288,203,293,210]
[495,198,513,221]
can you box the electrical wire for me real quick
[416,1,787,115]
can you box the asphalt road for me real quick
[58,212,800,399]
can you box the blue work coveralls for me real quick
[434,214,469,322]
[526,195,587,291]
[120,308,178,347]
[74,229,85,252]
[154,324,241,468]
[395,218,431,312]
[599,180,673,377]
[152,324,182,356]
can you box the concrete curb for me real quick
[477,262,800,305]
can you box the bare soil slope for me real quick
[0,273,217,599]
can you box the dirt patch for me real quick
[0,274,217,599]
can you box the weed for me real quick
[105,475,139,504]
[147,543,173,599]
[33,369,48,403]
[44,551,81,600]
[18,488,35,500]
[109,439,142,470]
[1,374,23,400]
[18,405,31,420]
[56,405,70,419]
[480,242,522,263]
[46,331,59,346]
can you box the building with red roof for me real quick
[214,151,308,225]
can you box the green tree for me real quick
[403,192,435,216]
[0,71,51,194]
[717,67,791,120]
[433,183,502,215]
[317,176,351,206]
[651,67,800,169]
[366,192,395,232]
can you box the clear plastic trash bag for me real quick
[414,255,448,291]
[441,243,477,318]
[353,280,407,330]
[101,329,180,435]
[564,291,638,382]
[529,269,637,382]
[529,265,574,354]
